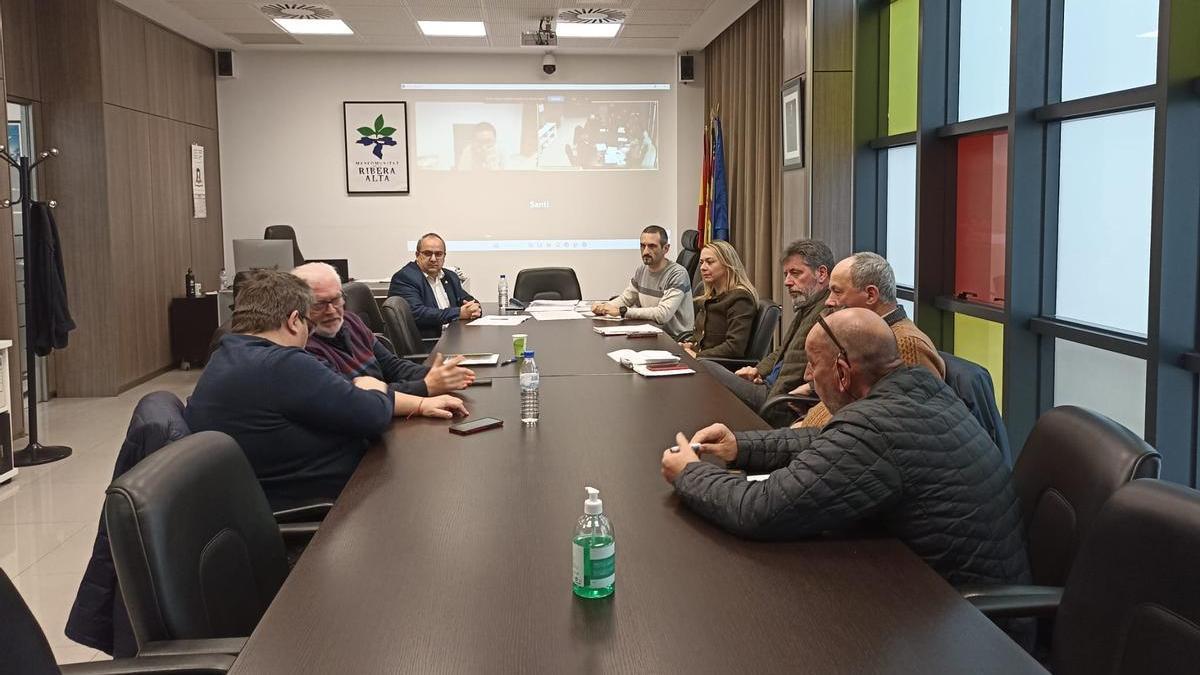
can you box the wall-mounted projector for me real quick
[521,17,558,47]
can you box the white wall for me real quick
[217,51,703,298]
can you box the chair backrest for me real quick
[938,351,1012,465]
[263,225,305,267]
[744,300,782,362]
[676,229,701,279]
[1013,405,1161,588]
[343,281,386,334]
[1,567,60,675]
[1053,479,1200,675]
[381,295,425,355]
[512,267,582,302]
[105,431,289,648]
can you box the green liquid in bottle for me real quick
[572,533,615,599]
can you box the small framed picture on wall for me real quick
[344,101,410,194]
[781,77,804,170]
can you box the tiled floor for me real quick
[0,369,201,665]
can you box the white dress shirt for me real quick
[426,270,451,309]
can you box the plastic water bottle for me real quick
[218,267,230,291]
[498,274,509,312]
[573,487,615,599]
[519,350,539,425]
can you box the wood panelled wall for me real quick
[806,0,855,259]
[3,0,223,397]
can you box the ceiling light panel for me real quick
[418,20,488,37]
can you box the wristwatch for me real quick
[618,306,628,318]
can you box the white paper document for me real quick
[531,311,589,321]
[446,353,500,366]
[606,350,680,366]
[631,364,695,377]
[467,315,530,326]
[593,324,664,336]
[526,299,582,309]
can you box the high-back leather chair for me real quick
[381,296,433,361]
[343,281,386,334]
[512,267,582,302]
[1014,406,1160,588]
[2,567,235,674]
[939,351,1012,466]
[743,300,782,363]
[263,225,305,267]
[105,431,290,650]
[676,229,701,279]
[1052,479,1200,674]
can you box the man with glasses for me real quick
[795,251,944,428]
[186,271,468,510]
[660,307,1029,589]
[388,232,481,338]
[295,263,475,396]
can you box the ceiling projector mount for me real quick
[521,9,628,46]
[522,17,558,47]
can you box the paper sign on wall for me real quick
[191,143,207,218]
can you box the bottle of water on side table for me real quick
[498,274,509,312]
[520,350,539,425]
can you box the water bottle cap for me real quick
[523,350,534,358]
[500,274,506,278]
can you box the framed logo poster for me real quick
[344,101,410,194]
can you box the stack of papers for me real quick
[606,349,679,366]
[631,363,695,377]
[467,315,530,326]
[531,311,589,321]
[526,299,584,310]
[445,353,500,366]
[593,324,664,336]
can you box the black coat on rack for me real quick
[27,201,74,356]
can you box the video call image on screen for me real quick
[415,98,659,172]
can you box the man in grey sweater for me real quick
[592,225,695,338]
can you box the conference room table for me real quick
[228,308,1046,674]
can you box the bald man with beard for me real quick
[660,308,1030,589]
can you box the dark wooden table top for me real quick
[432,308,687,379]
[230,359,1045,674]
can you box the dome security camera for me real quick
[542,53,557,76]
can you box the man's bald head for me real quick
[804,307,903,414]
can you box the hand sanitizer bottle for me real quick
[572,486,615,598]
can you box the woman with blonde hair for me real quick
[681,240,759,358]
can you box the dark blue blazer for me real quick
[388,261,476,338]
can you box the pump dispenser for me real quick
[572,486,615,598]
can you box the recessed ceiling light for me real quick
[273,18,353,34]
[418,21,487,37]
[556,22,621,38]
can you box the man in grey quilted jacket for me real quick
[661,308,1030,586]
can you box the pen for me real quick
[498,357,518,366]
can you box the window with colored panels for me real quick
[1061,0,1159,102]
[1056,109,1154,336]
[887,0,919,135]
[954,131,1007,308]
[958,0,1011,121]
[886,145,917,289]
[953,314,1004,408]
[1053,339,1146,436]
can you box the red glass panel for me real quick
[954,131,1008,307]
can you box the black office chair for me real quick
[381,296,438,363]
[263,225,305,267]
[512,267,582,302]
[960,406,1160,619]
[676,229,701,279]
[940,351,1012,465]
[341,281,396,353]
[105,431,315,654]
[2,567,234,674]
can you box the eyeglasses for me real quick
[311,294,345,312]
[417,250,446,259]
[815,313,850,366]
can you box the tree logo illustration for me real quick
[356,114,397,159]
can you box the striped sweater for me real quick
[613,261,695,338]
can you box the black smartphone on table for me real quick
[449,417,504,435]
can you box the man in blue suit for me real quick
[388,232,481,338]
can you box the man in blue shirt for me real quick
[388,232,481,338]
[187,270,468,510]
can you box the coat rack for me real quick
[0,145,72,466]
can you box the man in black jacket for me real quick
[662,308,1030,587]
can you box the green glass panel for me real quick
[888,0,919,135]
[953,314,1004,408]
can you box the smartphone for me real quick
[449,417,504,435]
[467,379,493,387]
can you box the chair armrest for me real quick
[758,394,820,419]
[699,356,757,372]
[374,333,396,355]
[59,653,235,675]
[278,521,320,545]
[421,337,441,347]
[273,501,332,524]
[959,584,1064,618]
[139,638,247,657]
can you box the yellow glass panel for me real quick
[953,314,1004,408]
